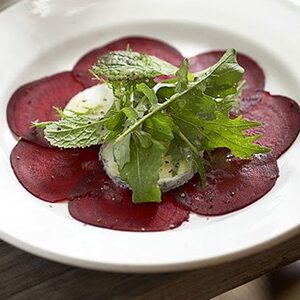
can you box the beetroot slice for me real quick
[241,91,300,158]
[7,72,84,147]
[10,140,101,203]
[169,150,279,216]
[73,36,184,88]
[11,139,189,231]
[69,174,190,232]
[189,51,265,96]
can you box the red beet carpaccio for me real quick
[8,36,300,231]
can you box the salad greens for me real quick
[34,107,108,148]
[91,50,177,82]
[34,49,269,203]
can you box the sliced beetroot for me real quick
[69,174,190,232]
[11,139,189,230]
[241,91,300,158]
[10,140,101,202]
[73,36,184,87]
[170,150,279,216]
[7,72,84,147]
[189,51,265,96]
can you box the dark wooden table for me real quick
[1,235,300,300]
[1,1,300,299]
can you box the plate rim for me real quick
[0,219,299,273]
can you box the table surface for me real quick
[1,1,300,299]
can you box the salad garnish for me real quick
[34,49,269,203]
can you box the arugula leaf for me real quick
[109,81,132,111]
[156,84,176,102]
[191,153,207,186]
[171,103,269,159]
[166,134,186,175]
[144,112,174,142]
[103,129,122,143]
[196,48,244,98]
[113,133,131,169]
[120,138,165,203]
[105,111,125,130]
[133,130,153,148]
[91,51,178,82]
[136,82,158,105]
[121,107,138,120]
[221,80,246,113]
[202,113,270,158]
[176,129,206,185]
[175,58,189,92]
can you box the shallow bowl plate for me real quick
[0,0,299,273]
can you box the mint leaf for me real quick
[120,138,165,203]
[91,51,178,82]
[39,114,107,148]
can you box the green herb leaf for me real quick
[203,113,270,158]
[38,115,107,148]
[144,112,174,142]
[175,58,189,92]
[197,48,244,98]
[120,138,165,203]
[166,134,187,175]
[170,93,216,142]
[136,82,158,105]
[176,129,206,185]
[121,107,138,120]
[113,133,131,169]
[91,51,178,82]
[133,130,153,148]
[109,81,132,111]
[104,130,122,143]
[106,111,125,130]
[190,151,207,186]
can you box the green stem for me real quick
[177,130,198,155]
[89,69,103,82]
[113,55,221,145]
[114,49,239,144]
[114,88,190,144]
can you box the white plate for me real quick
[0,0,299,273]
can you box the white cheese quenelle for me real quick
[64,83,114,116]
[101,143,194,192]
[65,83,194,192]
